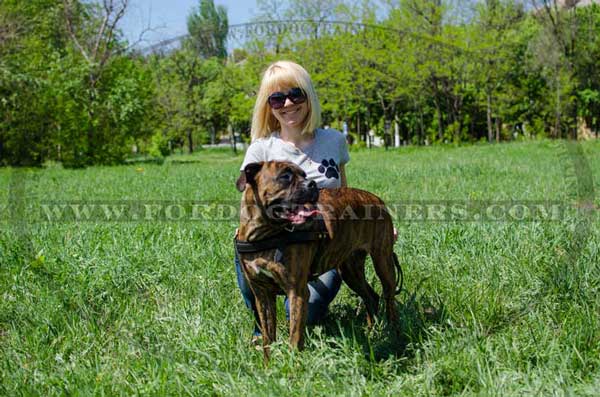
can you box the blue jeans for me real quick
[234,253,342,336]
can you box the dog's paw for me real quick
[318,158,340,179]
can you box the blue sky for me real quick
[121,0,258,47]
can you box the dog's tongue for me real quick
[287,207,320,224]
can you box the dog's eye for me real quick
[279,171,293,183]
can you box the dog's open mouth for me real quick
[286,205,320,225]
[272,204,320,225]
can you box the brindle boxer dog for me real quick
[235,161,400,360]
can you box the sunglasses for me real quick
[267,87,307,109]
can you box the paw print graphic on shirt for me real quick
[318,159,339,179]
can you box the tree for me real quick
[529,0,583,138]
[187,0,228,59]
[0,0,68,165]
[152,47,228,152]
[199,59,228,145]
[574,4,600,136]
[472,0,526,142]
[395,0,451,142]
[251,0,293,54]
[57,0,159,166]
[0,0,154,166]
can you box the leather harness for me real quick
[235,222,403,294]
[234,223,330,280]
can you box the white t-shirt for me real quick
[240,128,350,189]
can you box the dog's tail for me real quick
[393,252,404,295]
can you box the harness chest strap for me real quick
[235,230,330,254]
[234,230,330,280]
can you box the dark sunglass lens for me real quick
[288,88,306,103]
[268,93,286,109]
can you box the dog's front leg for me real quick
[287,283,309,350]
[254,290,276,361]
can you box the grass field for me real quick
[1,140,599,396]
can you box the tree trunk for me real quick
[433,96,444,141]
[454,94,464,143]
[571,98,578,140]
[495,117,501,143]
[555,72,561,139]
[419,107,424,145]
[187,129,194,153]
[229,124,236,155]
[86,73,98,164]
[210,123,216,145]
[486,91,493,143]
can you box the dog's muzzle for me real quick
[269,180,320,225]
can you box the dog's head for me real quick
[236,161,320,225]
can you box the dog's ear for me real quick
[244,162,264,185]
[235,172,247,192]
[236,162,263,192]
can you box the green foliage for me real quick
[43,53,155,167]
[148,132,171,158]
[0,0,67,166]
[2,0,600,167]
[0,0,154,167]
[148,50,229,152]
[187,0,228,59]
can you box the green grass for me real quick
[1,140,599,395]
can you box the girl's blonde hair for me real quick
[250,61,321,141]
